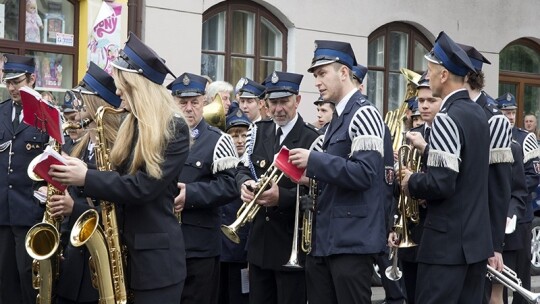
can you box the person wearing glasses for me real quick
[0,54,49,303]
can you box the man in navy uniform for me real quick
[289,40,388,303]
[458,42,514,303]
[237,78,266,123]
[0,54,49,304]
[399,31,492,303]
[351,64,368,93]
[237,71,319,304]
[170,72,240,304]
[313,95,334,131]
[496,92,540,304]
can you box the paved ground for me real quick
[370,275,540,303]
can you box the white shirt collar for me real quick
[276,113,299,144]
[335,88,358,116]
[440,88,467,110]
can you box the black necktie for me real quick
[12,104,22,131]
[274,127,283,153]
[424,127,431,145]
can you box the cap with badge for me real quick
[167,73,208,97]
[456,43,491,73]
[262,71,303,99]
[352,64,368,83]
[424,31,476,77]
[111,32,175,85]
[226,108,251,132]
[410,100,420,117]
[72,62,121,108]
[417,71,430,89]
[2,54,36,80]
[313,95,334,106]
[308,40,357,73]
[62,92,77,113]
[496,93,517,110]
[238,78,266,99]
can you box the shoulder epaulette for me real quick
[212,133,239,173]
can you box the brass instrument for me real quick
[301,179,317,254]
[25,140,63,304]
[487,265,540,303]
[70,106,128,304]
[283,185,302,269]
[203,93,226,131]
[221,164,284,243]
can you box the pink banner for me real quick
[87,2,122,74]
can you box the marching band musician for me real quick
[236,78,266,123]
[169,72,239,304]
[49,33,191,303]
[389,74,442,304]
[351,64,368,93]
[399,31,492,303]
[237,71,319,304]
[458,43,515,304]
[0,54,48,304]
[289,40,388,303]
[496,93,540,304]
[49,62,123,304]
[312,95,335,131]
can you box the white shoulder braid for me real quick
[523,132,540,163]
[427,112,461,172]
[487,115,513,164]
[212,133,239,173]
[348,105,384,156]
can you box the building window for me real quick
[499,39,540,127]
[201,1,287,85]
[0,0,78,104]
[367,22,432,114]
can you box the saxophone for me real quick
[70,106,127,304]
[25,140,63,304]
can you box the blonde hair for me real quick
[110,69,182,178]
[71,94,122,160]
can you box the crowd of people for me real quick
[1,29,540,304]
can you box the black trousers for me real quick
[132,280,184,304]
[416,260,487,304]
[401,260,419,304]
[0,225,37,304]
[305,254,374,304]
[181,256,220,304]
[511,222,532,304]
[248,263,306,304]
[218,261,249,304]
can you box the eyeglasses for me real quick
[2,77,27,87]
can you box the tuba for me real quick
[221,164,284,243]
[203,93,226,131]
[25,140,63,304]
[70,106,128,304]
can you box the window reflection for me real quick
[500,45,540,74]
[0,0,19,40]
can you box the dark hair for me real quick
[465,70,485,91]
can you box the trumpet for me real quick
[283,185,302,269]
[301,179,316,254]
[221,164,284,243]
[487,265,540,303]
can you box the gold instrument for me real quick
[70,106,128,304]
[283,185,302,269]
[487,265,540,303]
[25,140,63,304]
[301,179,317,254]
[203,93,226,131]
[221,164,284,243]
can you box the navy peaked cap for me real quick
[263,71,303,99]
[2,54,36,80]
[112,32,175,85]
[352,64,368,82]
[238,78,266,99]
[496,92,517,110]
[417,71,430,89]
[73,62,121,108]
[167,72,208,97]
[424,31,476,77]
[308,40,357,72]
[226,108,251,131]
[456,43,491,72]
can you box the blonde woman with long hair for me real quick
[50,34,190,303]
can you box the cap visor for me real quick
[239,92,258,98]
[178,92,202,98]
[424,53,442,65]
[111,57,140,74]
[501,106,517,110]
[268,91,293,99]
[307,59,338,73]
[2,72,26,81]
[71,85,96,95]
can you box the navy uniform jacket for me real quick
[236,115,319,271]
[512,127,540,223]
[477,93,513,253]
[306,91,387,256]
[82,117,190,291]
[56,144,98,302]
[0,99,48,226]
[503,141,529,251]
[409,89,492,265]
[220,197,249,262]
[180,119,239,259]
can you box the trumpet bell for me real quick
[25,222,60,260]
[385,265,402,281]
[27,154,44,182]
[220,225,241,244]
[204,93,226,131]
